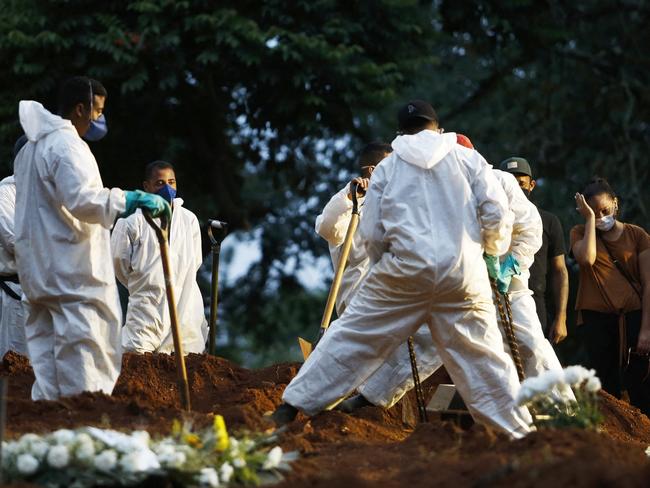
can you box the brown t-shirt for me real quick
[570,223,650,321]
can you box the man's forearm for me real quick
[552,262,569,318]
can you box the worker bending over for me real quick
[272,100,532,438]
[112,160,207,354]
[14,76,169,400]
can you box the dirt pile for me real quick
[2,351,650,487]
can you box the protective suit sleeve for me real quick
[0,186,15,256]
[359,159,389,264]
[315,186,354,247]
[496,171,542,269]
[52,143,126,227]
[465,153,512,256]
[191,214,203,271]
[110,217,136,287]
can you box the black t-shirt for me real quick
[529,208,566,302]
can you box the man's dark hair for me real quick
[58,76,107,117]
[399,117,437,135]
[144,160,175,180]
[358,142,392,168]
[583,176,616,200]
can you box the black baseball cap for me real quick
[499,157,532,178]
[397,100,438,130]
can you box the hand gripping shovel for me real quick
[143,210,191,411]
[207,220,229,355]
[298,182,361,359]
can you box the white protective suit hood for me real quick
[19,101,77,143]
[391,130,457,170]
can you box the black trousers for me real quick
[581,309,650,417]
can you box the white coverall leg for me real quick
[358,323,441,408]
[0,284,27,358]
[283,254,532,438]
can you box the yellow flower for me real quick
[171,419,182,437]
[183,433,203,448]
[213,415,229,451]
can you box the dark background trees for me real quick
[1,0,648,365]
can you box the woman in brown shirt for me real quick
[571,177,650,415]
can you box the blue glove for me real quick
[122,190,171,219]
[483,254,500,281]
[497,254,520,294]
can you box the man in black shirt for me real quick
[500,157,569,344]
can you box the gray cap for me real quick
[499,157,532,178]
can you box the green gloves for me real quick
[483,254,500,281]
[498,254,520,293]
[122,190,171,220]
[483,253,520,294]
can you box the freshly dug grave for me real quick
[2,351,650,487]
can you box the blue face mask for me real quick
[156,184,177,203]
[84,114,108,141]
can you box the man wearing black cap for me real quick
[273,100,533,438]
[500,157,569,345]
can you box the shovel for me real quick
[207,219,228,355]
[143,209,191,411]
[298,182,361,359]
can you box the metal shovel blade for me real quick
[298,337,313,360]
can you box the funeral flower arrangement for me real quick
[1,415,297,487]
[516,365,603,430]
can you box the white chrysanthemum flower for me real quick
[645,446,650,457]
[131,431,151,447]
[76,439,96,461]
[154,443,176,464]
[232,457,246,468]
[17,453,39,475]
[168,451,187,468]
[94,449,118,472]
[262,446,283,470]
[198,467,220,487]
[563,365,587,385]
[30,440,49,459]
[585,376,602,392]
[541,369,565,389]
[119,448,160,473]
[219,462,234,483]
[46,445,70,469]
[52,429,75,445]
[75,433,93,446]
[18,433,40,451]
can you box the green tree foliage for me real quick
[0,0,435,363]
[424,0,650,231]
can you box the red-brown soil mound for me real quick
[2,351,650,486]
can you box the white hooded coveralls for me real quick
[0,176,27,357]
[14,101,126,400]
[358,168,572,408]
[283,130,532,438]
[111,200,208,354]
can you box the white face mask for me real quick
[595,214,616,232]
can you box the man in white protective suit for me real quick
[344,159,574,411]
[0,136,29,358]
[14,76,170,400]
[111,160,208,354]
[314,142,392,316]
[272,100,533,438]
